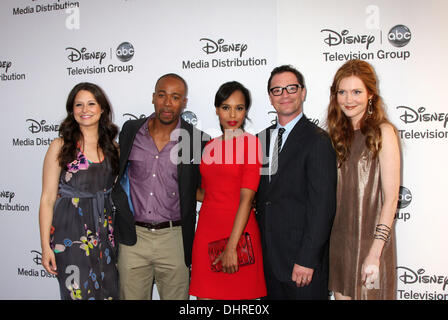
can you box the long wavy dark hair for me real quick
[58,82,119,173]
[326,59,395,165]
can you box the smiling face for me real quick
[152,76,187,125]
[269,71,306,125]
[216,90,247,131]
[72,90,102,129]
[336,75,373,129]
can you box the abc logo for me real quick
[397,186,412,209]
[388,25,411,47]
[116,42,135,62]
[181,111,198,126]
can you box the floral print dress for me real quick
[51,150,118,300]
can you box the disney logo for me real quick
[397,266,448,291]
[0,61,12,73]
[0,190,15,203]
[181,111,198,126]
[122,113,147,121]
[320,29,375,50]
[200,38,248,57]
[65,47,107,64]
[397,106,448,128]
[26,119,60,134]
[30,250,42,265]
[268,111,278,125]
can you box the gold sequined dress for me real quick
[329,130,397,299]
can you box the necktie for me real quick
[270,127,285,181]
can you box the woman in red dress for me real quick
[189,81,267,299]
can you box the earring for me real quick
[367,99,373,116]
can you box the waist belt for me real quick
[135,220,182,231]
[57,183,113,234]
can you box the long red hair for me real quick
[326,59,394,165]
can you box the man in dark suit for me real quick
[256,65,337,299]
[111,73,208,299]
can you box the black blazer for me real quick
[256,116,337,294]
[111,117,209,267]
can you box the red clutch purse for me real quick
[208,232,255,272]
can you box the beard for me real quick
[156,108,179,125]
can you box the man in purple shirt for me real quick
[112,73,209,299]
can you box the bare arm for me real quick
[361,123,401,283]
[38,138,63,275]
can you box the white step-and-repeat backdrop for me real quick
[1,0,447,300]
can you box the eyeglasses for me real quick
[269,84,303,96]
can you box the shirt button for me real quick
[152,173,156,177]
[150,192,153,196]
[155,155,159,159]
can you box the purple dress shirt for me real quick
[128,114,181,224]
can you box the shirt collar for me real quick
[276,112,303,132]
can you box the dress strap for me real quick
[76,141,105,164]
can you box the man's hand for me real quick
[291,264,313,287]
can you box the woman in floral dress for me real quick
[39,82,119,300]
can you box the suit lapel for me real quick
[177,119,195,201]
[119,117,147,178]
[177,120,187,188]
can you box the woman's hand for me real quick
[212,188,257,274]
[196,188,205,202]
[214,246,239,274]
[42,246,58,275]
[361,254,380,289]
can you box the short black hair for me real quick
[214,81,251,130]
[267,65,305,93]
[155,73,188,96]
